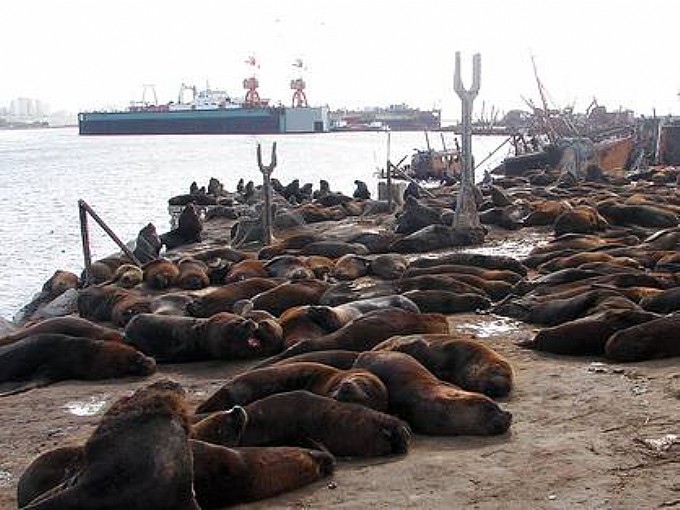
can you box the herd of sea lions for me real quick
[6,165,680,507]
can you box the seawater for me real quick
[0,127,510,320]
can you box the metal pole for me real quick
[257,142,277,245]
[453,51,482,231]
[386,130,392,212]
[79,201,93,286]
[78,199,141,265]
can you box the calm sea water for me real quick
[0,128,509,320]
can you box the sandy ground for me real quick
[2,312,679,509]
[2,221,680,509]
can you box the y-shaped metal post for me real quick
[257,142,277,245]
[453,51,482,230]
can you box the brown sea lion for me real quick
[373,334,514,398]
[257,234,322,260]
[175,257,210,290]
[597,201,678,228]
[405,263,523,284]
[18,380,199,509]
[299,241,369,258]
[272,350,360,370]
[301,255,335,280]
[224,259,268,283]
[332,254,371,280]
[196,362,388,413]
[278,306,329,348]
[263,255,315,280]
[150,293,194,316]
[397,275,486,296]
[258,308,449,366]
[103,263,143,288]
[193,390,411,458]
[553,205,608,237]
[249,280,331,317]
[15,270,81,324]
[87,256,132,285]
[319,278,398,306]
[389,224,484,254]
[77,285,152,327]
[187,277,283,317]
[124,312,282,362]
[518,308,659,356]
[191,246,253,264]
[0,316,123,347]
[17,446,85,508]
[0,334,155,396]
[604,314,680,361]
[161,202,203,250]
[640,287,680,313]
[402,290,491,314]
[143,258,180,290]
[353,351,512,436]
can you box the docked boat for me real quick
[329,104,441,132]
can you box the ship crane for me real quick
[243,55,262,107]
[290,58,308,108]
[178,83,197,104]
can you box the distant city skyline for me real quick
[2,0,679,120]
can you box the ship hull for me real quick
[79,108,283,135]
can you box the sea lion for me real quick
[319,278,398,306]
[410,252,527,276]
[553,205,608,237]
[193,390,411,458]
[640,287,680,313]
[191,246,253,264]
[353,179,371,199]
[300,241,369,258]
[394,195,443,235]
[149,293,194,316]
[103,263,143,288]
[18,380,199,509]
[143,258,180,290]
[389,224,484,253]
[187,278,283,317]
[258,308,449,366]
[15,270,81,324]
[250,280,331,317]
[405,263,524,284]
[132,222,163,264]
[124,312,282,362]
[196,362,388,413]
[369,253,409,280]
[597,201,678,228]
[264,255,315,280]
[86,256,133,285]
[77,285,152,327]
[402,290,492,314]
[332,254,371,280]
[224,259,268,283]
[175,257,210,290]
[306,294,421,331]
[0,316,123,347]
[604,314,680,361]
[397,275,486,296]
[272,350,360,370]
[373,334,514,398]
[301,255,335,280]
[257,234,322,260]
[278,306,330,347]
[518,308,660,356]
[161,202,203,250]
[0,334,155,396]
[353,351,512,436]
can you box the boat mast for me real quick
[530,54,557,143]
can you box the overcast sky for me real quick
[2,0,679,121]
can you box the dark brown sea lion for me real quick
[143,258,180,290]
[369,253,409,279]
[597,201,678,228]
[132,222,163,264]
[257,234,322,260]
[300,240,369,258]
[17,446,85,508]
[191,246,253,264]
[87,256,132,285]
[278,306,329,348]
[0,334,155,396]
[150,293,194,316]
[224,259,268,283]
[373,334,514,398]
[389,224,484,253]
[258,308,449,366]
[604,314,680,361]
[263,255,315,280]
[187,277,283,317]
[175,257,210,290]
[18,380,199,509]
[410,252,527,276]
[124,312,282,362]
[353,351,511,436]
[519,308,659,356]
[319,278,398,306]
[332,254,371,280]
[77,285,152,327]
[0,316,123,347]
[161,202,203,250]
[196,362,388,413]
[15,270,81,324]
[250,280,331,316]
[640,287,680,313]
[397,275,486,296]
[272,350,360,370]
[193,390,411,458]
[402,290,492,314]
[394,195,443,235]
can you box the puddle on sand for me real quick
[461,231,548,259]
[0,470,11,488]
[63,396,110,416]
[456,316,523,338]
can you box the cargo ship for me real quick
[329,104,441,132]
[78,79,329,135]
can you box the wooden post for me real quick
[386,131,392,212]
[78,200,141,265]
[79,201,93,286]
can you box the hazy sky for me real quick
[2,0,679,121]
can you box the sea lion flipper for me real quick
[0,377,53,397]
